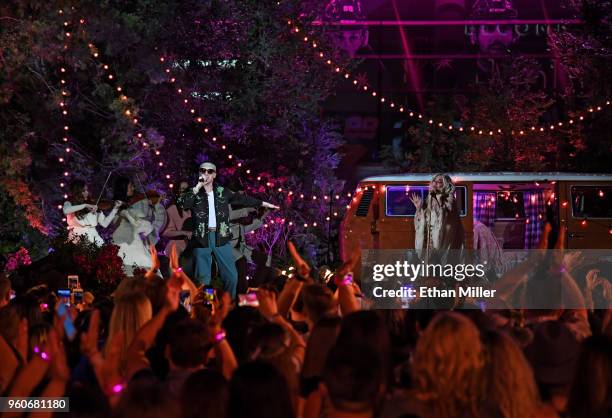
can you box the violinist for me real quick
[63,179,122,246]
[111,176,167,274]
[162,179,192,258]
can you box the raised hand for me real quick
[336,243,361,279]
[102,331,124,393]
[563,250,584,273]
[169,244,179,272]
[16,318,28,364]
[165,271,184,312]
[586,269,600,290]
[531,222,553,264]
[409,194,422,211]
[262,201,280,210]
[80,310,100,358]
[256,288,279,319]
[144,244,160,280]
[206,291,231,335]
[287,241,311,279]
[47,330,70,383]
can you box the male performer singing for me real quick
[180,162,279,297]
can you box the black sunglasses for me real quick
[199,168,216,174]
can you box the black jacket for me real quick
[180,185,262,248]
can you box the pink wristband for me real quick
[33,346,50,361]
[111,383,125,394]
[214,330,227,343]
[339,273,353,286]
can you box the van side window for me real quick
[355,188,375,217]
[385,185,467,217]
[571,186,612,218]
[495,192,526,219]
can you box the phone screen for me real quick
[180,290,192,312]
[72,289,83,305]
[58,289,71,307]
[67,275,79,290]
[57,303,76,340]
[238,292,259,307]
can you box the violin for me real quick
[72,198,121,219]
[85,198,119,211]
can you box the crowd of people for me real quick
[0,219,611,418]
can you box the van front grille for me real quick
[355,188,375,217]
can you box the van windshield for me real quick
[385,185,467,217]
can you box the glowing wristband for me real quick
[33,346,50,362]
[214,330,227,343]
[108,382,126,396]
[337,273,353,287]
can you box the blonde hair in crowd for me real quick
[412,312,487,418]
[483,329,540,418]
[105,292,153,375]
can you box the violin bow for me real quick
[134,173,154,208]
[95,170,115,207]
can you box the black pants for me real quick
[235,256,248,294]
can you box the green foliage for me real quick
[0,189,48,261]
[382,59,572,172]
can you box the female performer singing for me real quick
[410,173,464,263]
[112,177,167,274]
[63,180,122,246]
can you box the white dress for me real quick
[112,199,167,274]
[63,201,119,247]
[414,192,464,263]
[117,218,155,272]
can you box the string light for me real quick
[79,20,168,176]
[76,14,348,233]
[286,21,610,136]
[156,57,350,224]
[55,9,74,201]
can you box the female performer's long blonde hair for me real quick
[429,173,455,196]
[105,291,153,376]
[411,312,487,418]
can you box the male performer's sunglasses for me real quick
[199,168,216,174]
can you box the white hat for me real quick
[199,162,216,171]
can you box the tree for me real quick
[0,0,350,265]
[382,58,580,172]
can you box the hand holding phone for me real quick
[57,289,71,307]
[67,275,79,290]
[72,288,84,305]
[238,292,259,307]
[179,290,192,313]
